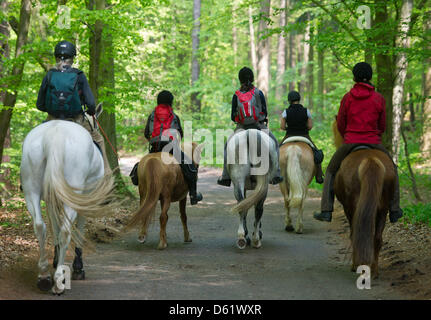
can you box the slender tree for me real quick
[275,0,287,101]
[257,0,271,95]
[391,0,413,164]
[0,0,32,182]
[191,0,201,113]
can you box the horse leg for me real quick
[372,211,387,279]
[179,197,192,243]
[252,197,266,248]
[234,183,248,249]
[26,192,52,291]
[52,206,76,295]
[157,197,171,250]
[295,199,305,234]
[72,214,86,280]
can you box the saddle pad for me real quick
[281,136,315,149]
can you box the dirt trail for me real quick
[2,157,421,300]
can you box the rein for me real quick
[92,115,120,160]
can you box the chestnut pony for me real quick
[279,137,316,234]
[332,120,396,277]
[124,142,203,250]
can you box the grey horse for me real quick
[227,129,279,249]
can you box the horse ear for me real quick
[96,103,103,119]
[193,143,205,164]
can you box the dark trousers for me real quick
[280,133,324,181]
[321,143,400,212]
[150,141,199,196]
[221,122,281,179]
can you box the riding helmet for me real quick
[352,62,373,82]
[54,40,76,58]
[288,90,301,103]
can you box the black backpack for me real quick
[45,69,82,117]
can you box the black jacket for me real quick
[36,67,96,116]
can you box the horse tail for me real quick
[286,145,307,208]
[124,158,163,232]
[352,157,385,267]
[232,174,268,214]
[43,131,115,247]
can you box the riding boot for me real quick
[217,142,231,187]
[267,130,283,185]
[389,165,403,223]
[179,163,203,205]
[313,170,335,222]
[315,163,324,184]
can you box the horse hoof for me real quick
[252,240,262,249]
[72,270,85,281]
[295,228,303,234]
[138,236,146,243]
[184,238,192,243]
[157,242,167,250]
[37,276,53,292]
[237,238,247,249]
[285,225,294,232]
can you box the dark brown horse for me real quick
[124,142,203,250]
[332,121,396,277]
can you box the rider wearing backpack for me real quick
[217,67,283,186]
[280,90,324,184]
[141,90,203,205]
[313,62,403,223]
[36,40,110,174]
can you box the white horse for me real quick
[228,129,278,249]
[279,137,316,234]
[20,117,114,295]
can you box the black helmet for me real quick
[352,62,372,82]
[288,90,301,103]
[54,40,76,58]
[238,67,254,84]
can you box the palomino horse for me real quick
[124,142,203,250]
[228,129,278,249]
[20,118,115,294]
[332,121,396,277]
[279,137,315,234]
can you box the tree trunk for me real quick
[288,30,295,91]
[317,20,324,121]
[374,1,394,152]
[0,0,31,177]
[422,9,431,157]
[256,0,271,96]
[248,6,258,74]
[87,0,132,196]
[275,0,287,101]
[191,0,201,113]
[307,14,314,110]
[391,0,413,165]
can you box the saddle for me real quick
[350,145,372,153]
[281,136,324,164]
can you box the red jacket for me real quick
[337,82,386,144]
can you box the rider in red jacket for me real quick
[313,62,403,223]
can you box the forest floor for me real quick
[0,157,431,299]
